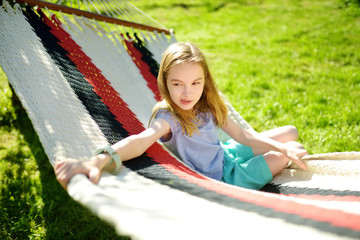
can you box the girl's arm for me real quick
[55,118,171,189]
[112,118,171,161]
[221,116,307,169]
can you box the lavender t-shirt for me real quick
[155,109,224,180]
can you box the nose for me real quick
[182,85,191,96]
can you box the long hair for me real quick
[151,42,228,136]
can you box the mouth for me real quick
[180,99,192,105]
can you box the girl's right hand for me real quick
[55,157,102,190]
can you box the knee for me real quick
[266,151,289,165]
[284,125,299,141]
[272,151,288,159]
[263,151,290,174]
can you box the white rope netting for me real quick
[55,0,166,30]
[0,2,108,165]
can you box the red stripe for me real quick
[122,36,161,101]
[41,11,143,135]
[41,11,360,232]
[149,149,360,230]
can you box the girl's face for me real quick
[166,62,205,111]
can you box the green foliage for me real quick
[0,0,359,239]
[338,0,360,8]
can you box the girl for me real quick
[55,42,308,190]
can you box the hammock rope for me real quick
[14,0,172,34]
[1,1,360,239]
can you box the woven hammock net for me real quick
[1,1,360,239]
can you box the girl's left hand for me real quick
[285,147,308,170]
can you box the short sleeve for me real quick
[154,109,178,142]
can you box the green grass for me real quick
[135,0,360,153]
[1,0,359,239]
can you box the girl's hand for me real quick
[285,147,308,170]
[55,157,102,190]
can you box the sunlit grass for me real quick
[133,0,360,153]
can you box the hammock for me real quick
[1,1,360,239]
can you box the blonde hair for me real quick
[151,42,228,136]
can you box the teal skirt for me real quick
[221,139,273,190]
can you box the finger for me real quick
[89,168,101,184]
[56,171,69,190]
[299,149,309,157]
[293,158,307,170]
[303,150,309,156]
[54,161,75,190]
[54,160,65,171]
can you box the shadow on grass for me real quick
[6,90,129,240]
[0,139,40,239]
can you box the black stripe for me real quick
[125,157,360,239]
[262,183,360,197]
[23,7,128,145]
[131,32,159,78]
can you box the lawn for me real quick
[0,0,359,239]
